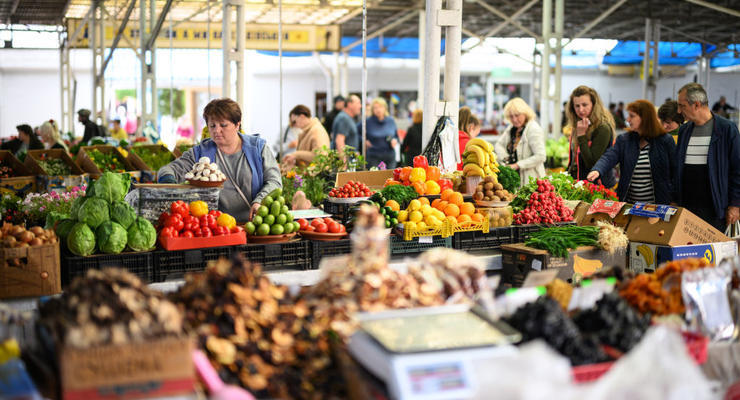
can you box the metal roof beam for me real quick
[563,0,628,46]
[462,26,538,66]
[462,0,538,53]
[682,0,740,19]
[660,24,718,47]
[100,0,136,74]
[99,6,143,60]
[170,1,221,29]
[470,0,540,40]
[145,0,175,50]
[341,8,417,51]
[66,1,97,44]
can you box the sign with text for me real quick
[66,20,341,51]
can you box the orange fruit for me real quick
[457,214,472,224]
[444,203,460,217]
[471,213,484,222]
[449,192,464,206]
[418,197,430,206]
[431,199,442,209]
[446,216,458,226]
[436,200,449,211]
[385,200,400,212]
[460,202,475,216]
[441,189,454,201]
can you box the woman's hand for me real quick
[282,153,296,166]
[390,138,399,148]
[366,140,373,148]
[509,163,519,170]
[576,118,589,137]
[587,170,600,181]
[249,202,261,220]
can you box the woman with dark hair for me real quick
[157,98,282,222]
[281,104,330,167]
[587,100,676,204]
[14,124,44,157]
[566,86,616,186]
[657,100,684,143]
[401,109,423,166]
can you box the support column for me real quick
[540,0,552,135]
[341,51,348,97]
[444,0,462,129]
[416,9,425,107]
[60,39,74,135]
[140,0,157,135]
[650,20,660,104]
[235,0,245,111]
[552,0,564,136]
[222,0,245,115]
[332,52,340,99]
[531,47,539,111]
[91,3,104,125]
[422,0,442,149]
[222,1,232,99]
[642,18,651,100]
[485,74,494,126]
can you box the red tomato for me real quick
[304,225,316,232]
[231,226,245,233]
[181,230,194,238]
[201,227,213,237]
[170,200,189,218]
[298,218,309,230]
[328,221,341,233]
[314,222,328,233]
[310,219,323,228]
[339,225,346,233]
[158,211,171,228]
[193,229,203,237]
[160,226,178,238]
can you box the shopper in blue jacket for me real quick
[674,83,740,231]
[588,100,676,204]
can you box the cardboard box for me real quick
[624,204,729,246]
[0,151,36,197]
[629,240,738,273]
[125,184,220,223]
[335,170,393,189]
[60,336,195,400]
[501,243,628,287]
[24,149,87,193]
[576,199,631,228]
[0,242,61,299]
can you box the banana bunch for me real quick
[636,244,654,266]
[462,138,499,177]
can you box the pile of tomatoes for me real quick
[297,217,346,234]
[513,179,574,225]
[158,200,243,239]
[328,181,374,199]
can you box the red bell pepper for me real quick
[413,155,428,169]
[393,168,402,181]
[438,178,453,192]
[399,166,413,184]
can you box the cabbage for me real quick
[55,219,77,242]
[67,222,96,256]
[93,172,130,203]
[77,197,109,229]
[96,221,127,254]
[70,196,86,220]
[127,217,156,252]
[110,201,137,229]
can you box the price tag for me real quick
[531,259,542,271]
[419,236,433,244]
[522,269,558,288]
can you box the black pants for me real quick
[366,152,397,170]
[686,205,725,232]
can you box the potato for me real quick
[484,182,494,190]
[494,183,503,191]
[485,190,494,197]
[492,196,501,202]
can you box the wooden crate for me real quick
[0,242,61,299]
[0,150,35,197]
[126,145,175,183]
[60,336,195,400]
[25,149,85,175]
[76,145,136,175]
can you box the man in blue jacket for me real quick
[674,83,740,231]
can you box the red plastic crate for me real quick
[572,331,708,383]
[159,231,246,250]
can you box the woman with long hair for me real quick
[587,100,676,204]
[566,86,616,186]
[401,109,423,166]
[457,107,481,170]
[493,97,546,186]
[39,119,68,152]
[364,97,399,169]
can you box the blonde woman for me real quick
[566,85,616,186]
[493,98,546,186]
[364,97,399,168]
[39,119,68,152]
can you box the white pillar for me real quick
[341,51,349,97]
[60,42,73,134]
[485,74,494,127]
[332,52,340,99]
[444,0,462,129]
[552,0,563,136]
[417,9,425,107]
[540,0,552,135]
[222,2,231,99]
[235,0,245,113]
[642,18,651,100]
[422,0,442,148]
[140,0,157,135]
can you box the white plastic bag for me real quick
[725,222,740,239]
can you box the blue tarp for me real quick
[603,40,740,67]
[712,44,740,68]
[258,36,445,59]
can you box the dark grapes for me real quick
[573,292,650,353]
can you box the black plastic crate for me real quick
[389,235,452,256]
[515,221,576,242]
[452,226,516,252]
[61,251,153,286]
[310,238,352,270]
[153,245,237,281]
[238,240,311,271]
[322,200,356,224]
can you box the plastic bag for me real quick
[725,222,740,239]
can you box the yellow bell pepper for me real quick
[424,180,441,195]
[189,200,209,217]
[409,167,427,183]
[217,213,236,230]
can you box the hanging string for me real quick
[278,0,283,157]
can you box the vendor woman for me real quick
[158,98,282,222]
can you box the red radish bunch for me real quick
[297,217,347,234]
[513,179,573,225]
[329,181,374,198]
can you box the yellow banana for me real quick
[463,164,485,177]
[637,244,654,266]
[465,145,487,167]
[468,138,493,152]
[464,153,479,165]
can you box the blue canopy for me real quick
[603,41,719,66]
[711,44,740,68]
[258,36,445,59]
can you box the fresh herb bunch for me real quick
[38,159,72,175]
[300,175,328,206]
[380,184,417,209]
[497,165,520,193]
[525,225,599,257]
[132,147,174,171]
[88,149,127,172]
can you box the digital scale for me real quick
[347,304,521,400]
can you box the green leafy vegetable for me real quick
[93,172,130,203]
[132,147,174,170]
[55,219,77,242]
[127,217,156,251]
[380,184,418,209]
[497,165,520,193]
[110,201,137,229]
[67,222,96,256]
[37,159,71,175]
[44,211,69,230]
[525,225,599,258]
[96,221,128,254]
[77,197,110,228]
[88,149,127,172]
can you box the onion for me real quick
[18,231,34,243]
[29,238,43,246]
[10,226,24,236]
[3,236,16,247]
[29,226,45,236]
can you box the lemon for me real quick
[420,204,433,216]
[405,221,417,231]
[425,215,441,227]
[409,199,421,211]
[409,210,423,223]
[398,210,409,222]
[417,221,428,230]
[433,209,445,220]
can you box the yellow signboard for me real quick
[66,19,341,51]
